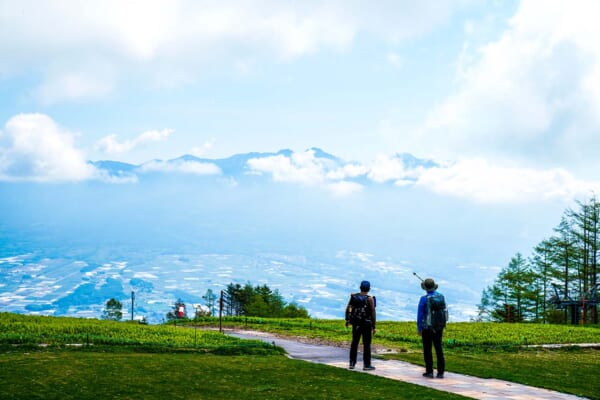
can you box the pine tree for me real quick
[530,238,560,322]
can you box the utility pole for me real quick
[131,291,135,321]
[219,290,224,333]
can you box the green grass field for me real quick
[195,316,600,350]
[1,313,599,399]
[0,351,467,400]
[192,316,600,399]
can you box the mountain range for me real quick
[0,149,531,323]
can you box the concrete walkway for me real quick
[229,330,588,400]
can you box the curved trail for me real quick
[229,329,588,400]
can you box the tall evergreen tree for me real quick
[530,238,560,322]
[569,197,600,323]
[479,196,600,324]
[202,289,217,316]
[479,253,535,322]
[551,214,578,322]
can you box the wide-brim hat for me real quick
[421,278,438,291]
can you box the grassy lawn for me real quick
[197,317,600,399]
[0,350,468,400]
[384,347,600,400]
[2,313,599,399]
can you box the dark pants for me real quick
[350,321,372,367]
[422,329,444,374]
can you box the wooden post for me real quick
[131,291,135,321]
[219,290,224,333]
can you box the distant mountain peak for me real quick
[394,153,438,169]
[90,149,437,181]
[306,147,340,162]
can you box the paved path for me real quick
[229,330,588,400]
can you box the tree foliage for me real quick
[102,298,123,321]
[202,289,217,317]
[166,298,188,321]
[222,282,309,318]
[479,196,600,323]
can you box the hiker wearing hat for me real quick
[417,278,447,378]
[345,280,377,371]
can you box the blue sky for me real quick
[1,0,600,203]
[5,0,600,320]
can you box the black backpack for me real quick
[348,293,372,324]
[424,292,448,332]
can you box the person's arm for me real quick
[345,295,353,327]
[368,296,376,331]
[417,295,426,334]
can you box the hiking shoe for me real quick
[436,373,444,379]
[363,366,376,371]
[349,363,355,370]
[422,372,434,378]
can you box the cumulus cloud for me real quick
[0,1,467,101]
[139,159,221,175]
[247,150,330,185]
[400,0,600,172]
[0,113,97,182]
[247,148,600,203]
[367,154,409,183]
[325,163,369,180]
[247,149,363,194]
[414,158,600,203]
[95,129,174,154]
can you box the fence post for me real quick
[219,290,224,333]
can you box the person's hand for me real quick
[373,328,377,335]
[345,320,349,328]
[418,331,422,336]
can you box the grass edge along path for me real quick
[230,329,591,400]
[200,317,599,399]
[0,313,466,400]
[0,351,470,400]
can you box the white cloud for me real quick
[326,163,369,180]
[0,1,467,101]
[247,149,363,195]
[95,129,174,154]
[405,0,600,172]
[367,154,408,183]
[246,148,600,203]
[415,158,600,203]
[247,150,328,185]
[366,154,429,184]
[139,159,221,175]
[0,113,97,182]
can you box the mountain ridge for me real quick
[90,148,439,182]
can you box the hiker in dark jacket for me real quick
[345,280,376,371]
[417,278,446,378]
